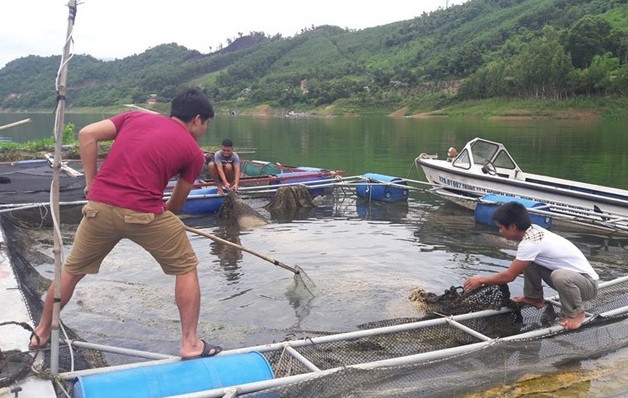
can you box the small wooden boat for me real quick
[172,160,344,214]
[416,137,628,233]
[240,159,299,176]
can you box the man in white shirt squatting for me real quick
[463,201,598,330]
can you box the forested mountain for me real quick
[1,0,626,114]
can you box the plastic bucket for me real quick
[181,187,224,214]
[73,351,274,398]
[356,173,409,202]
[475,194,552,228]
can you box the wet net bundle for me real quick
[218,191,268,229]
[241,279,628,398]
[264,185,318,221]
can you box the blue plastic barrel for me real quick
[181,187,224,214]
[73,351,274,398]
[356,173,409,202]
[475,194,552,228]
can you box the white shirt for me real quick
[517,225,599,280]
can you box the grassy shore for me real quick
[208,96,628,119]
[4,95,626,119]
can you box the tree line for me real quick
[0,0,625,111]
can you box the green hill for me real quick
[1,0,626,117]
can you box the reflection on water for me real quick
[209,234,243,283]
[1,113,627,190]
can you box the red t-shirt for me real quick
[87,112,204,213]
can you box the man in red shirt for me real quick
[30,89,221,359]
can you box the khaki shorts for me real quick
[64,201,198,275]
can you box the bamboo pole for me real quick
[0,118,31,131]
[50,0,78,375]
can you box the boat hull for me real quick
[419,159,628,218]
[418,148,628,235]
[181,188,225,215]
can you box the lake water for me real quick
[1,113,627,189]
[4,112,627,396]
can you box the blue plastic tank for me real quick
[475,194,552,228]
[181,187,224,214]
[73,351,274,398]
[356,173,409,202]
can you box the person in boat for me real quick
[29,89,222,359]
[463,201,598,330]
[207,138,240,195]
[446,147,457,162]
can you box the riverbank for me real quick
[217,96,628,119]
[2,96,627,120]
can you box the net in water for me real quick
[240,280,628,397]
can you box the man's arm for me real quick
[78,119,117,195]
[233,163,240,190]
[166,178,194,214]
[463,259,530,292]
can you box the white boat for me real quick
[415,137,628,233]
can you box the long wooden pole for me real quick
[50,0,78,375]
[184,226,301,275]
[0,118,31,131]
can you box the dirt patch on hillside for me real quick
[489,109,602,120]
[389,107,409,118]
[410,112,448,118]
[555,110,601,119]
[253,105,273,117]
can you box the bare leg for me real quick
[30,271,85,348]
[208,163,224,195]
[560,311,586,330]
[222,164,235,186]
[512,296,545,309]
[175,269,205,358]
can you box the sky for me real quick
[0,0,468,68]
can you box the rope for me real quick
[0,322,38,389]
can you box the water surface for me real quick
[6,112,627,396]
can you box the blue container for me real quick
[73,351,274,398]
[475,194,552,228]
[181,187,224,214]
[356,173,409,202]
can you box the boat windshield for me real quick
[494,150,517,169]
[452,149,471,169]
[470,140,499,164]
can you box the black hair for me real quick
[221,138,233,147]
[492,201,531,230]
[170,89,214,122]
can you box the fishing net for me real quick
[408,284,513,315]
[0,322,36,389]
[0,161,85,225]
[264,185,317,221]
[240,279,628,398]
[219,191,268,229]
